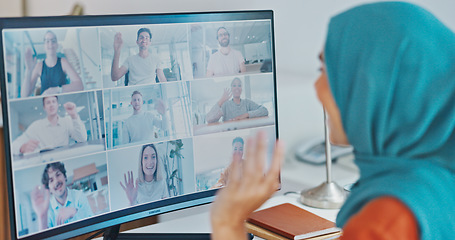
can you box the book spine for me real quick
[245,222,290,240]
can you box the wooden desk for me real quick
[0,128,11,239]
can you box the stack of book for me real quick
[246,203,342,240]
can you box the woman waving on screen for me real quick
[22,31,83,97]
[120,144,169,206]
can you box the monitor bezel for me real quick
[0,10,278,240]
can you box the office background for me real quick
[0,0,454,238]
[1,0,454,155]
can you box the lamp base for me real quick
[300,182,347,209]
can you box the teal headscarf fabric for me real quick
[324,2,455,239]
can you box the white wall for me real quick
[0,1,22,17]
[22,0,455,76]
[3,0,455,152]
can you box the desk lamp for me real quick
[300,109,347,209]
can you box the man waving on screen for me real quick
[111,28,167,85]
[11,96,87,155]
[30,162,93,230]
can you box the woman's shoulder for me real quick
[59,57,71,67]
[341,197,418,240]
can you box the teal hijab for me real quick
[325,2,455,239]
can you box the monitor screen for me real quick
[0,10,278,240]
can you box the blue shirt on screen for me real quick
[47,188,93,228]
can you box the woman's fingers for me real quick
[265,140,284,189]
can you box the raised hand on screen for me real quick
[31,184,51,218]
[63,102,78,119]
[113,32,123,53]
[120,171,139,206]
[155,99,166,115]
[24,48,37,70]
[217,88,232,107]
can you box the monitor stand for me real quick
[101,225,254,240]
[102,225,212,240]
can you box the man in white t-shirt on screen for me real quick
[111,28,167,85]
[123,90,168,144]
[206,27,246,77]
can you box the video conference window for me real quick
[190,21,273,79]
[191,74,275,135]
[2,16,276,239]
[3,27,102,99]
[9,91,105,169]
[99,24,194,87]
[194,126,275,191]
[104,82,192,149]
[14,153,109,237]
[107,138,195,211]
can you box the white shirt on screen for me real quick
[136,179,169,205]
[12,116,87,155]
[122,54,163,85]
[206,49,244,76]
[47,188,93,228]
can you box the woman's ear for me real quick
[314,70,334,111]
[314,72,350,145]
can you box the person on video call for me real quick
[212,137,245,189]
[12,96,87,155]
[30,162,93,230]
[111,28,167,85]
[210,2,455,240]
[120,144,169,206]
[206,27,246,77]
[22,31,84,97]
[206,77,268,123]
[123,90,168,144]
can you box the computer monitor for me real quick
[0,10,278,240]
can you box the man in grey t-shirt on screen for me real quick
[111,28,167,85]
[123,90,168,144]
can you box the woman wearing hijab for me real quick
[210,2,455,240]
